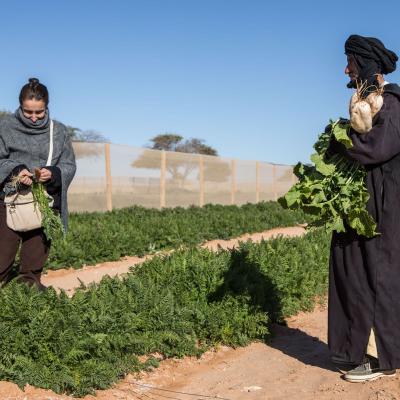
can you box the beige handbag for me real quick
[4,120,54,232]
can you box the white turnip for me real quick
[366,90,384,118]
[350,99,372,133]
[349,81,383,134]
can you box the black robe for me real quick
[328,84,400,370]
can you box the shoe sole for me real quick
[344,372,396,383]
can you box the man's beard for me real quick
[347,78,357,89]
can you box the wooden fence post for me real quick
[104,143,113,211]
[160,151,166,208]
[231,159,237,205]
[199,155,205,207]
[256,161,260,203]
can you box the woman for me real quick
[0,78,76,289]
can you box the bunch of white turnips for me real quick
[349,81,384,133]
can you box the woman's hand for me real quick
[18,169,33,186]
[38,168,52,183]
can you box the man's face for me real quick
[345,55,358,81]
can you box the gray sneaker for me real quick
[343,356,396,382]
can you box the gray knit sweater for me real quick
[0,110,76,230]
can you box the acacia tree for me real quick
[132,133,230,187]
[150,135,218,156]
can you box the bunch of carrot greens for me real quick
[30,168,64,241]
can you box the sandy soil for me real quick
[41,225,306,294]
[125,305,400,400]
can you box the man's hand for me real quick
[38,168,52,183]
[18,169,33,186]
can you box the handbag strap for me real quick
[46,120,54,167]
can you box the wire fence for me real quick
[68,142,296,212]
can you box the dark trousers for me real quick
[0,201,50,288]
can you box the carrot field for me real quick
[0,202,330,396]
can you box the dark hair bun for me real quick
[28,77,40,86]
[19,77,49,106]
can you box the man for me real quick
[327,35,400,382]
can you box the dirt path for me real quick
[125,305,400,400]
[41,226,306,294]
[2,304,400,399]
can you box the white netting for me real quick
[110,145,161,209]
[68,142,296,212]
[203,154,232,205]
[68,143,106,212]
[165,151,200,208]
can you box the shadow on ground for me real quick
[270,323,337,372]
[209,245,336,373]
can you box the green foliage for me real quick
[0,229,329,396]
[331,120,353,149]
[31,181,64,241]
[279,120,378,237]
[48,202,310,269]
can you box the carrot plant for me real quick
[47,202,310,270]
[0,229,329,396]
[31,173,64,241]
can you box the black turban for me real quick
[344,34,398,89]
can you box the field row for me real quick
[2,229,330,396]
[48,202,309,269]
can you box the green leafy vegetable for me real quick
[331,120,354,149]
[279,119,378,237]
[31,179,64,241]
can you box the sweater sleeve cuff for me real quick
[43,166,62,192]
[0,164,28,191]
[9,164,28,179]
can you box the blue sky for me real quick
[0,0,399,165]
